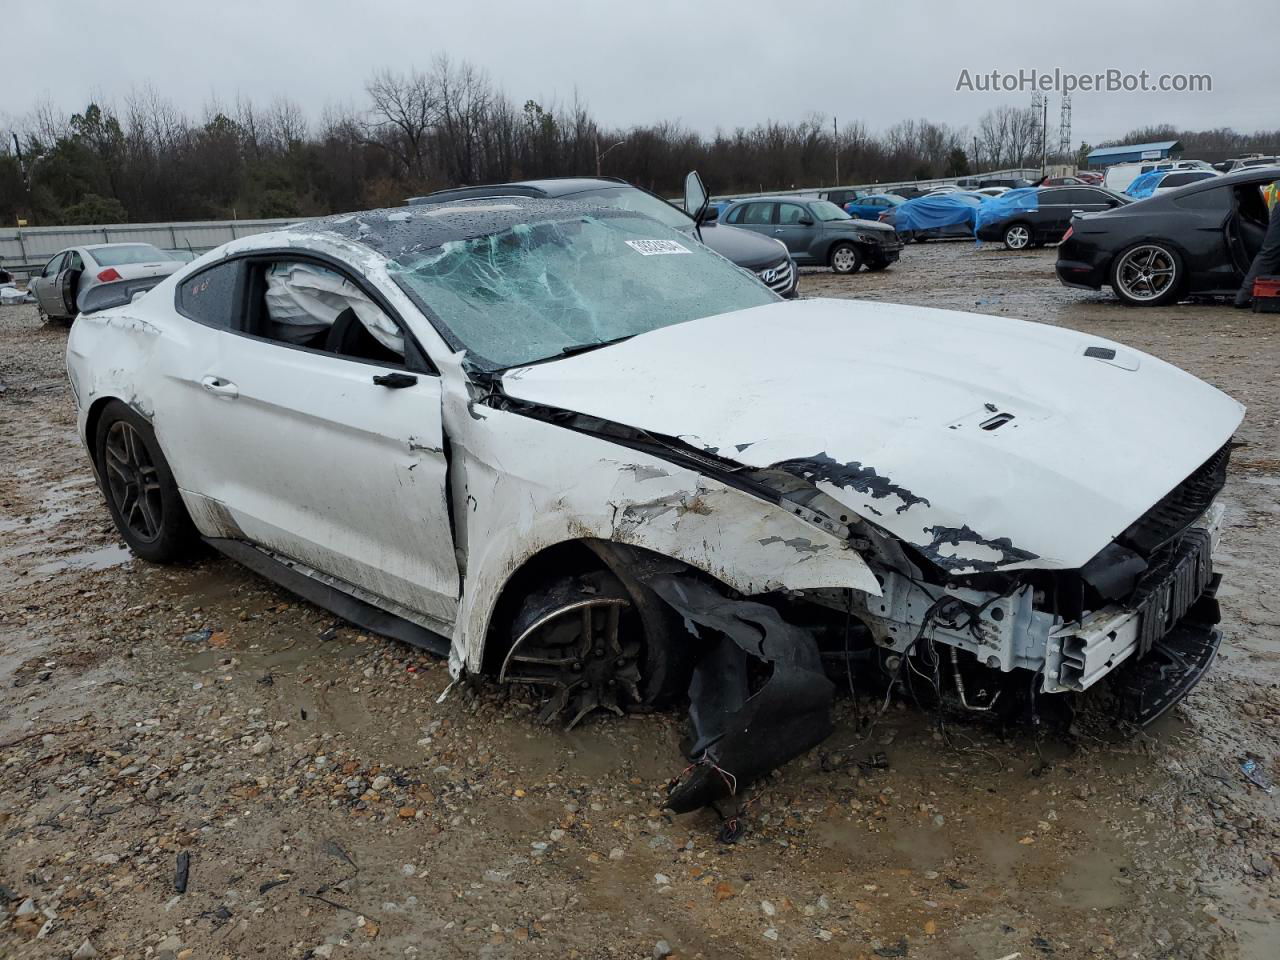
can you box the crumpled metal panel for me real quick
[501,297,1244,575]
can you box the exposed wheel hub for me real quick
[501,575,643,729]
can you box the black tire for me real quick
[1003,222,1033,250]
[1109,242,1183,307]
[93,400,201,563]
[829,242,863,274]
[913,236,930,243]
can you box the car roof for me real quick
[409,177,629,204]
[81,242,159,252]
[296,197,657,259]
[1176,165,1280,194]
[723,196,813,205]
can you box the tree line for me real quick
[1,56,1275,227]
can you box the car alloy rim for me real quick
[499,596,643,729]
[832,247,856,271]
[1006,226,1030,248]
[1117,245,1177,301]
[103,421,163,542]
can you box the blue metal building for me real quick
[1085,140,1183,169]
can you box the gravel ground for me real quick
[1,243,1277,960]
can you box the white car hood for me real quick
[501,298,1244,574]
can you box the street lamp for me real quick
[595,139,626,176]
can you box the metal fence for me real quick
[0,218,302,278]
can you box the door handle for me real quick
[200,376,238,398]
[373,372,417,389]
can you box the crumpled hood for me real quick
[501,298,1244,574]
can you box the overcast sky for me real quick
[9,0,1275,147]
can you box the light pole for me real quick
[595,139,626,177]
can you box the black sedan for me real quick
[1056,167,1280,306]
[976,186,1131,250]
[409,176,799,297]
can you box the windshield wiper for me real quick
[557,334,635,358]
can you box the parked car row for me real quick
[718,196,903,273]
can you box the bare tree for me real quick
[364,68,439,181]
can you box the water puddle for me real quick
[30,542,133,575]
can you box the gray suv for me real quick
[720,197,904,274]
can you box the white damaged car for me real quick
[66,189,1243,811]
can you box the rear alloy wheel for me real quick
[501,572,650,729]
[94,401,201,563]
[1110,243,1182,307]
[830,242,863,274]
[1003,223,1032,250]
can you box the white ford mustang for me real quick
[66,197,1243,810]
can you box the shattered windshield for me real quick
[387,213,777,370]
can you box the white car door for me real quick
[152,254,460,626]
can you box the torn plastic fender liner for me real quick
[645,574,834,813]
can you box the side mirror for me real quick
[702,205,719,222]
[683,170,709,224]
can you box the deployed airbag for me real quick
[264,261,403,354]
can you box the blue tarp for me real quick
[1126,171,1165,198]
[973,187,1041,233]
[889,192,985,233]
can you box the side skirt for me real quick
[205,537,452,658]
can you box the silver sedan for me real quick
[30,243,183,322]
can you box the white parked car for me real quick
[1102,159,1215,195]
[1151,170,1221,194]
[31,242,184,322]
[66,191,1243,811]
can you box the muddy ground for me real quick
[1,242,1277,960]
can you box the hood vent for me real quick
[979,412,1016,431]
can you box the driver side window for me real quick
[42,253,65,277]
[778,203,807,225]
[247,259,407,368]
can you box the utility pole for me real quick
[973,135,979,172]
[833,116,839,186]
[1041,95,1049,176]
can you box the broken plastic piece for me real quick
[646,574,834,813]
[1240,758,1274,794]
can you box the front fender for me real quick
[443,385,880,675]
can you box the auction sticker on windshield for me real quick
[625,239,692,256]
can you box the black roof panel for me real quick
[298,198,641,260]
